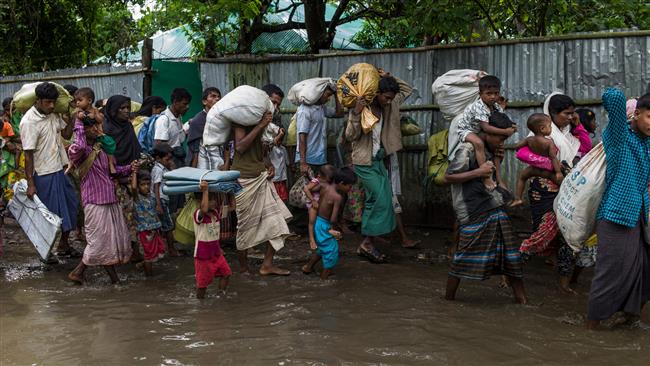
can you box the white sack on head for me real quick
[287,77,336,106]
[432,69,487,121]
[203,85,274,146]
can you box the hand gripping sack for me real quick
[203,85,274,146]
[13,82,73,114]
[553,142,607,252]
[287,78,336,106]
[431,69,487,121]
[337,63,380,134]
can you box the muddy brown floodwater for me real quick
[1,219,649,365]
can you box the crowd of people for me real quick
[0,70,648,329]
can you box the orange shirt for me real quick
[0,121,14,138]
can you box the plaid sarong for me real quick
[449,208,523,280]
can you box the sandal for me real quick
[54,248,82,258]
[357,245,387,263]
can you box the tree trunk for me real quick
[303,0,330,53]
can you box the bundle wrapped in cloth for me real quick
[203,85,275,146]
[162,167,242,195]
[13,82,73,114]
[432,69,487,121]
[337,63,381,134]
[287,77,336,105]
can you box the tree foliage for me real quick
[0,0,141,75]
[353,0,650,48]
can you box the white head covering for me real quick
[535,92,581,165]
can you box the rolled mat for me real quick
[163,167,240,183]
[162,181,241,195]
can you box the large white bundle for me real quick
[8,179,62,260]
[432,69,487,121]
[203,85,274,146]
[554,143,607,252]
[287,77,336,106]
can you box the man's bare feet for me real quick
[509,199,524,208]
[259,265,290,276]
[68,272,83,284]
[301,264,313,275]
[401,238,420,249]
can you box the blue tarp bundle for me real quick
[162,167,242,195]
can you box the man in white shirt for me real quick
[21,82,79,259]
[154,88,191,213]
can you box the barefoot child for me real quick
[303,164,335,249]
[194,181,231,298]
[151,144,180,257]
[131,168,166,276]
[454,75,516,190]
[510,113,564,207]
[302,167,356,279]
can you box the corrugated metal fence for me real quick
[0,65,145,104]
[199,32,650,223]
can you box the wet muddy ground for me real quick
[1,219,649,365]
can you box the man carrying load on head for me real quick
[20,82,79,259]
[345,69,412,263]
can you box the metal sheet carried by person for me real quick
[337,63,380,134]
[203,85,275,146]
[287,77,336,106]
[12,82,73,114]
[431,69,487,121]
[553,142,607,252]
[7,179,62,260]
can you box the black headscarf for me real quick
[103,95,141,165]
[136,95,166,117]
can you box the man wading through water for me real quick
[345,70,412,262]
[21,82,79,260]
[232,110,293,275]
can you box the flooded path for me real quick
[1,220,649,365]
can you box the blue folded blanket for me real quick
[163,167,240,183]
[162,181,242,195]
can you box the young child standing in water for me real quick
[131,168,166,276]
[303,164,336,249]
[194,181,231,298]
[510,113,564,207]
[151,144,180,257]
[302,167,356,279]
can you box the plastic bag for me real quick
[554,142,607,252]
[337,63,380,134]
[432,69,487,121]
[287,78,336,106]
[426,129,449,186]
[288,175,310,208]
[400,115,422,136]
[204,85,274,146]
[286,114,297,147]
[13,82,73,114]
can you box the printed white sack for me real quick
[203,85,274,146]
[432,69,487,121]
[287,77,336,106]
[553,142,607,252]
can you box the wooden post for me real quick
[142,38,153,98]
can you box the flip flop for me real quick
[357,245,387,263]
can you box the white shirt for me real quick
[371,115,383,158]
[19,106,69,175]
[154,107,185,148]
[150,162,169,202]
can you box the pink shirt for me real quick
[516,124,592,170]
[68,120,131,206]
